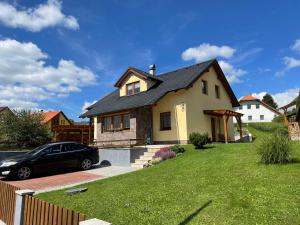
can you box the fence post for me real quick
[79,218,111,225]
[14,189,35,225]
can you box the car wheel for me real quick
[17,166,32,180]
[81,159,92,170]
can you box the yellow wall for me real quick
[119,73,148,96]
[58,113,71,125]
[152,66,235,142]
[153,90,187,142]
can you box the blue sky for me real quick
[0,0,299,120]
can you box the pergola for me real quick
[203,109,243,144]
[279,101,297,125]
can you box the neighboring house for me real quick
[234,95,281,123]
[42,111,71,131]
[81,59,242,145]
[0,106,13,116]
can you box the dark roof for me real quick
[296,93,300,121]
[0,106,9,113]
[81,59,239,118]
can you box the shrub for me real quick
[257,130,292,164]
[189,132,209,149]
[170,145,185,154]
[154,147,176,160]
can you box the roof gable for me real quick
[114,68,161,88]
[42,111,72,124]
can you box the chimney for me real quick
[149,64,156,76]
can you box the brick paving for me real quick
[4,171,103,191]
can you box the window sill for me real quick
[103,128,130,133]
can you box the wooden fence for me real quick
[0,181,20,225]
[23,195,86,225]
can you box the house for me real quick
[234,95,281,123]
[42,111,71,131]
[0,106,13,116]
[81,59,243,146]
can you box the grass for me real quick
[38,127,300,225]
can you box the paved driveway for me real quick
[1,166,139,193]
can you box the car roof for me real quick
[47,141,82,145]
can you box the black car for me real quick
[0,142,99,180]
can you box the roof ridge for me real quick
[157,59,215,77]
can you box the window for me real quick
[239,105,243,110]
[256,104,260,109]
[113,115,122,129]
[103,117,112,131]
[103,114,130,132]
[215,85,220,99]
[260,115,264,120]
[123,114,130,129]
[63,143,85,152]
[201,80,208,95]
[126,83,133,95]
[46,144,61,154]
[248,115,252,121]
[160,112,171,130]
[126,81,140,95]
[247,104,251,109]
[134,82,140,93]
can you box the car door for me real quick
[32,144,64,174]
[60,143,80,168]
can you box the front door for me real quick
[211,118,216,142]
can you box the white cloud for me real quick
[283,57,300,69]
[252,88,299,107]
[291,39,300,53]
[181,43,247,84]
[81,100,97,113]
[0,0,79,32]
[181,43,235,62]
[0,39,96,109]
[219,60,247,84]
[275,57,300,77]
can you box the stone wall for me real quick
[288,122,300,141]
[96,107,152,146]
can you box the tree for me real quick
[0,110,52,148]
[262,93,278,109]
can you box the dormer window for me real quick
[126,81,140,95]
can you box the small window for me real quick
[47,145,61,154]
[126,83,133,95]
[134,82,140,94]
[239,105,243,110]
[160,112,171,131]
[103,117,112,131]
[215,85,220,99]
[256,104,260,109]
[201,80,208,95]
[247,104,251,109]
[248,115,252,121]
[123,114,130,129]
[260,115,264,120]
[113,115,122,129]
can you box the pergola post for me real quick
[223,115,229,144]
[283,108,289,125]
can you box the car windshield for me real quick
[26,144,48,156]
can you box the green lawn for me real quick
[38,127,300,225]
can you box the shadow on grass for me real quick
[178,200,212,225]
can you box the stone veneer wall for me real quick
[96,107,152,146]
[288,122,300,141]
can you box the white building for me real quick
[234,95,281,123]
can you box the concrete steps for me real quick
[131,146,163,168]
